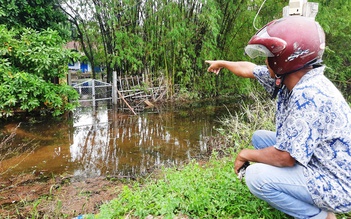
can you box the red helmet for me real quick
[245,16,325,75]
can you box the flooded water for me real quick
[0,100,238,180]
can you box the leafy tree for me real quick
[60,0,139,82]
[0,25,80,117]
[0,0,69,38]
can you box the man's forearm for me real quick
[235,146,296,173]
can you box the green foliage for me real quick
[113,31,144,71]
[0,0,69,38]
[0,25,80,117]
[316,0,351,94]
[12,28,74,80]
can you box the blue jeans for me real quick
[245,130,328,219]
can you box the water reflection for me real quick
[0,102,224,179]
[70,106,214,178]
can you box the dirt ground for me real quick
[0,173,124,218]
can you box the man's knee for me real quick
[251,130,264,146]
[251,130,267,148]
[251,130,276,149]
[245,163,269,196]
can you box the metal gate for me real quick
[73,79,112,106]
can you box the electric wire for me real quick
[253,0,268,30]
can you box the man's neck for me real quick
[284,67,312,91]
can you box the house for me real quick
[66,41,92,73]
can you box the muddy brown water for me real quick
[0,100,238,180]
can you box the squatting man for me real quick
[206,16,351,219]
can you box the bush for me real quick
[0,25,80,117]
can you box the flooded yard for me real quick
[0,99,241,217]
[0,100,238,180]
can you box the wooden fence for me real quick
[112,72,167,114]
[70,71,167,114]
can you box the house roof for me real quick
[66,41,81,51]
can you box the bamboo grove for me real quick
[9,0,351,99]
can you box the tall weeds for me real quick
[207,91,276,156]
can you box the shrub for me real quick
[0,25,80,117]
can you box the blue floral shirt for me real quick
[253,65,351,212]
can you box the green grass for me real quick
[92,156,289,219]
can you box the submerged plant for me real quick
[0,123,38,176]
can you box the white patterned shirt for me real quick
[253,65,351,212]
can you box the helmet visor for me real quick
[245,44,274,59]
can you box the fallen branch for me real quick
[117,89,137,115]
